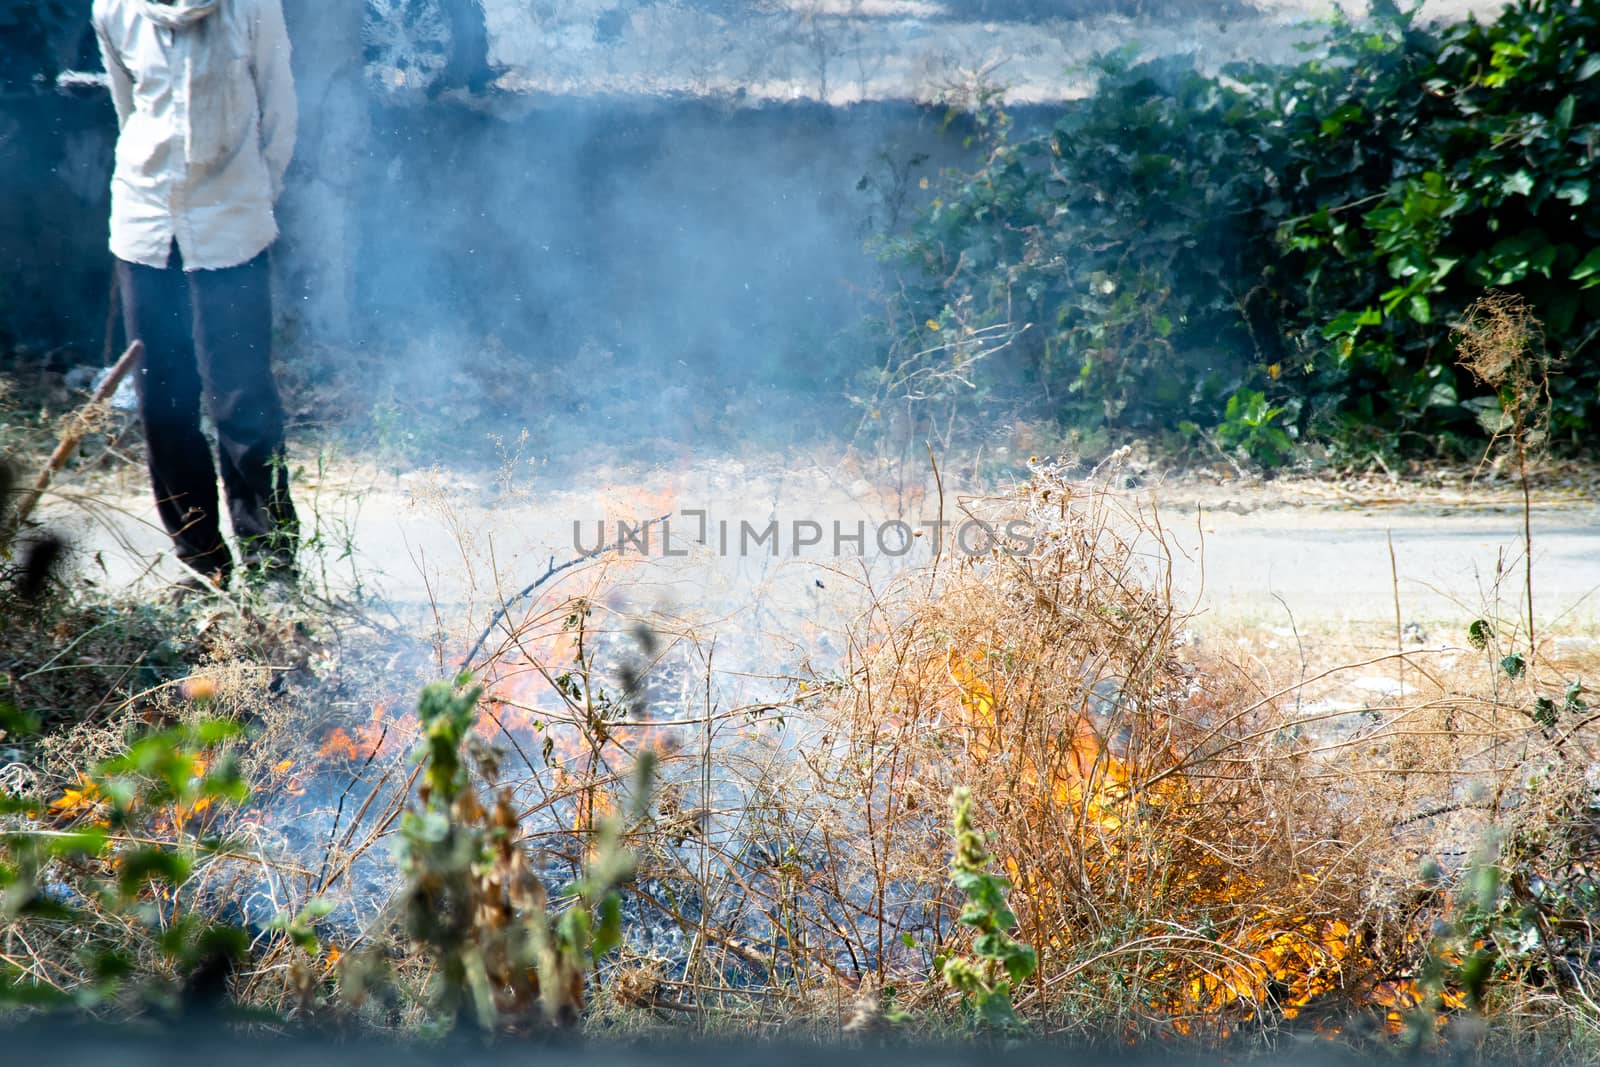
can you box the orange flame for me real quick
[318,703,405,762]
[949,646,1463,1031]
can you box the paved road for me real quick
[41,457,1600,642]
[1163,502,1600,630]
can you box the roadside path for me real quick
[42,456,1600,641]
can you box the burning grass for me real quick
[4,455,1600,1055]
[782,458,1389,1038]
[802,461,1600,1049]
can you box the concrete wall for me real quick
[0,76,980,396]
[354,95,966,389]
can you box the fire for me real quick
[949,646,1462,1033]
[317,703,407,762]
[180,675,218,703]
[270,758,306,797]
[1370,977,1469,1031]
[51,759,220,837]
[48,775,106,825]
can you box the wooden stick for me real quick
[3,340,143,541]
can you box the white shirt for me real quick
[93,0,296,271]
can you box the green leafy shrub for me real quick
[0,675,651,1033]
[1278,0,1600,452]
[886,51,1279,434]
[891,0,1600,461]
[1215,388,1296,467]
[0,712,256,1016]
[939,786,1037,1033]
[387,675,650,1032]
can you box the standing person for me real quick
[93,0,299,593]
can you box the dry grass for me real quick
[5,445,1600,1054]
[778,458,1375,1038]
[701,455,1600,1047]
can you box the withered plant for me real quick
[1454,291,1551,669]
[799,457,1394,1039]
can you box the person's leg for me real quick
[117,253,233,583]
[187,251,298,577]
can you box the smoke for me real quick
[276,0,1328,466]
[345,93,951,455]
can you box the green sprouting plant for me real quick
[940,787,1036,1033]
[1215,388,1296,468]
[391,674,652,1032]
[0,711,257,1016]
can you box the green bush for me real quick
[890,0,1600,461]
[1277,0,1600,453]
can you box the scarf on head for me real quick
[139,0,220,29]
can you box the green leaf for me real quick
[1501,653,1526,680]
[1501,170,1534,198]
[0,701,40,738]
[1528,242,1558,277]
[1553,94,1575,132]
[1555,180,1589,206]
[1547,288,1579,336]
[188,719,246,746]
[1468,620,1491,650]
[1423,381,1458,410]
[1571,247,1600,283]
[557,902,592,953]
[1457,949,1494,1011]
[179,924,250,970]
[1320,307,1381,339]
[975,987,1023,1030]
[301,897,336,919]
[0,979,73,1008]
[592,892,624,958]
[47,828,109,859]
[1003,944,1038,984]
[116,846,193,897]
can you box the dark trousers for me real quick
[117,247,297,582]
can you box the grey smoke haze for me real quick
[340,96,958,449]
[274,0,1361,463]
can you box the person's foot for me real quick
[164,566,230,605]
[241,558,300,609]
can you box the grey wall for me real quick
[0,85,116,361]
[0,46,986,412]
[352,95,964,392]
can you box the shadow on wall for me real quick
[0,85,116,364]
